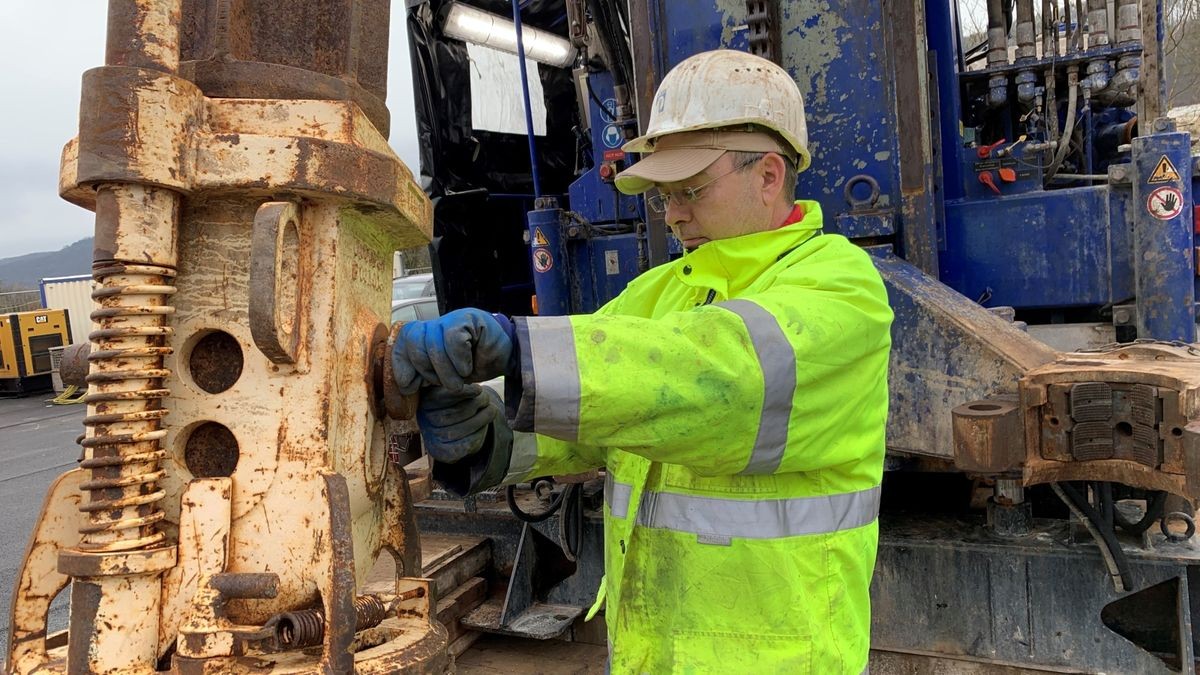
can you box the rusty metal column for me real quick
[58,1,186,672]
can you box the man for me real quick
[392,49,892,673]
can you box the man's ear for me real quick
[758,152,789,206]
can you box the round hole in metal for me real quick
[184,422,240,477]
[968,403,1003,412]
[189,330,243,393]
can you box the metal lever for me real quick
[978,171,1002,195]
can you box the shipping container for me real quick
[40,274,92,346]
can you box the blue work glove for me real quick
[418,384,515,496]
[417,384,502,464]
[391,308,513,395]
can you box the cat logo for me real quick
[34,315,48,324]
[1148,155,1181,184]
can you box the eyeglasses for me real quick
[644,154,762,214]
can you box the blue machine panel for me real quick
[939,187,1134,308]
[569,233,643,313]
[568,72,643,225]
[646,0,903,226]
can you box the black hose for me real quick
[557,484,584,562]
[587,0,632,91]
[967,0,1015,65]
[1056,481,1133,591]
[585,76,618,123]
[1113,490,1167,535]
[1097,481,1114,528]
[506,479,585,560]
[506,479,567,523]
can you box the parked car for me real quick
[391,272,439,323]
[391,297,440,323]
[392,272,435,302]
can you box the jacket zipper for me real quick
[702,289,717,305]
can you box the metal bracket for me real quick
[475,523,582,640]
[6,469,84,674]
[249,201,305,364]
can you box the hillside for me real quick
[0,238,92,289]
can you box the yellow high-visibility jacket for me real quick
[497,201,892,673]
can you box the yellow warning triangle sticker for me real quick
[533,228,550,246]
[1148,155,1181,183]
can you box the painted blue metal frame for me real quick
[939,186,1135,309]
[567,72,643,226]
[645,0,904,230]
[1130,129,1196,341]
[527,71,646,316]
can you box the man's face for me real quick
[656,153,769,250]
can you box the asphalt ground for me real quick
[0,395,84,661]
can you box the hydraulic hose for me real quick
[986,0,1009,68]
[1052,482,1132,592]
[506,480,584,560]
[507,479,567,523]
[1046,65,1080,179]
[1042,0,1056,58]
[511,0,543,198]
[1113,490,1167,535]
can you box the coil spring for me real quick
[78,263,176,553]
[274,595,389,650]
[276,609,324,649]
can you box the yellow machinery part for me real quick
[0,309,72,395]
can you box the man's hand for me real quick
[391,308,512,394]
[417,385,502,463]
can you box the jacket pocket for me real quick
[670,630,810,674]
[662,463,777,495]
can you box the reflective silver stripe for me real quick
[635,485,880,540]
[604,473,633,519]
[526,316,581,441]
[718,299,796,475]
[502,432,541,484]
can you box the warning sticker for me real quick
[1148,155,1182,183]
[533,248,554,273]
[602,124,623,149]
[1146,186,1185,221]
[533,228,550,247]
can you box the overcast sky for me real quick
[0,2,422,258]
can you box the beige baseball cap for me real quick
[614,128,792,195]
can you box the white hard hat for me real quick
[615,49,810,195]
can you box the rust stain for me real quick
[23,0,443,670]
